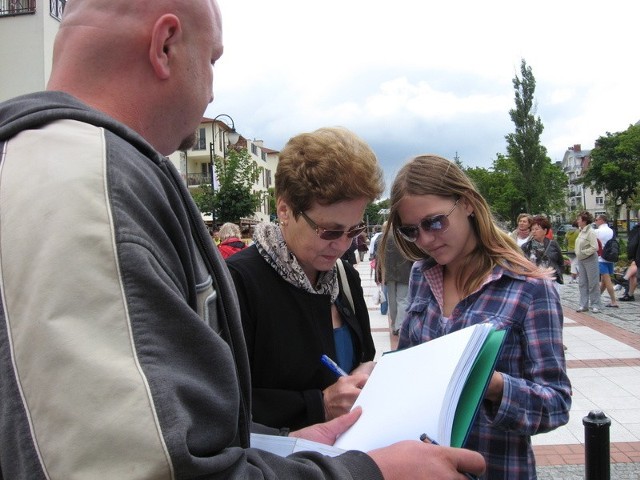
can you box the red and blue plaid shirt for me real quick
[398,260,571,480]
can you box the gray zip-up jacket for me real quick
[0,92,381,480]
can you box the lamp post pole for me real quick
[208,114,240,228]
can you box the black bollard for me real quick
[582,410,611,480]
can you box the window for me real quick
[1,0,36,16]
[192,128,206,151]
[596,197,604,206]
[251,144,258,156]
[50,0,65,20]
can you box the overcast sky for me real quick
[206,0,639,194]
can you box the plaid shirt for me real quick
[398,260,571,480]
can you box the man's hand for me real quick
[289,407,362,445]
[368,440,486,480]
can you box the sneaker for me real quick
[619,295,635,301]
[591,307,601,314]
[576,307,588,312]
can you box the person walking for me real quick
[378,233,412,336]
[575,211,602,313]
[595,214,619,308]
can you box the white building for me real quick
[562,144,605,219]
[0,1,64,102]
[167,118,278,228]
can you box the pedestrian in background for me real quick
[620,223,640,301]
[356,230,369,262]
[595,214,619,308]
[565,221,580,283]
[509,213,533,247]
[377,233,412,336]
[521,215,564,294]
[575,211,602,313]
[217,222,246,259]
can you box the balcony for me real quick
[184,173,211,187]
[0,0,35,16]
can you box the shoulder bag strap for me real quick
[336,260,355,313]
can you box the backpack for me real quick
[602,237,620,263]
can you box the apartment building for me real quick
[167,118,278,227]
[562,144,605,219]
[0,0,64,102]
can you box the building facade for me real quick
[0,1,64,102]
[562,144,606,219]
[167,118,278,228]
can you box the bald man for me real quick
[0,1,484,479]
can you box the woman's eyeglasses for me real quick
[298,211,366,241]
[396,199,460,242]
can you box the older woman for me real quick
[575,210,602,313]
[509,213,533,247]
[226,127,383,430]
[521,215,564,292]
[217,222,246,259]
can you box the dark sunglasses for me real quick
[298,211,367,241]
[396,199,460,242]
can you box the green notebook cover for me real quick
[450,328,507,448]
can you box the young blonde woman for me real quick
[383,154,571,479]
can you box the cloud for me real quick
[208,0,640,192]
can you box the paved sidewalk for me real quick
[353,258,640,479]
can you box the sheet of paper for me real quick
[334,325,481,451]
[251,433,346,457]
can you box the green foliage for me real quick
[504,59,566,217]
[365,199,390,227]
[581,124,640,233]
[191,185,215,216]
[214,148,262,224]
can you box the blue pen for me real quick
[320,354,348,378]
[420,433,479,480]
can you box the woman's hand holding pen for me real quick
[322,373,369,420]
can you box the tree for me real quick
[214,148,261,224]
[505,59,566,215]
[364,199,390,228]
[465,154,524,226]
[581,124,640,233]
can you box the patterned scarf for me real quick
[253,222,339,303]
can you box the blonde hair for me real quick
[275,127,384,214]
[384,154,552,297]
[218,222,241,241]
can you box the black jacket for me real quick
[226,246,375,430]
[521,238,565,284]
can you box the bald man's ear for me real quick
[149,14,182,80]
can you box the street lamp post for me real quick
[208,114,240,227]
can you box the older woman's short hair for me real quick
[531,215,551,231]
[578,211,593,225]
[218,222,241,241]
[275,127,384,213]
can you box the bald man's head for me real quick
[48,0,223,155]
